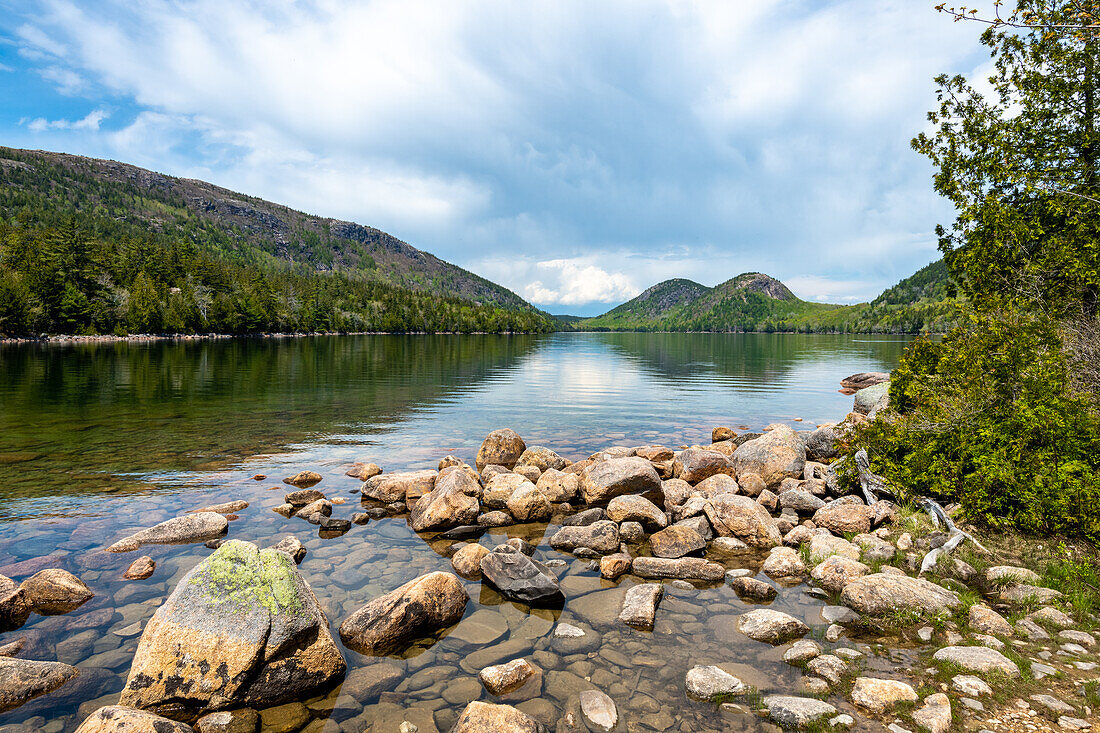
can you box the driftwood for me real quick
[854,449,895,504]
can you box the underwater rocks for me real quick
[0,656,79,714]
[479,548,562,604]
[106,512,228,553]
[339,571,467,656]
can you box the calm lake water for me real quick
[0,333,913,733]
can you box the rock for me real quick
[340,572,467,657]
[283,470,322,488]
[269,536,307,564]
[0,576,29,630]
[913,693,951,733]
[123,556,156,580]
[480,551,562,604]
[74,705,192,732]
[931,646,1020,677]
[738,473,766,497]
[730,577,777,602]
[821,605,860,625]
[762,546,807,580]
[764,696,837,729]
[731,426,806,487]
[841,372,890,390]
[194,708,259,733]
[618,584,663,630]
[737,609,809,644]
[516,446,567,472]
[294,498,331,519]
[840,573,959,616]
[20,569,94,612]
[106,512,228,552]
[476,429,527,471]
[257,702,308,732]
[783,640,822,664]
[340,661,403,702]
[853,534,896,563]
[673,449,735,484]
[649,525,706,558]
[549,521,620,555]
[812,556,870,595]
[599,553,632,580]
[361,470,436,503]
[505,483,552,522]
[805,424,840,461]
[808,534,860,563]
[346,462,382,480]
[579,689,618,732]
[806,654,848,686]
[1030,606,1074,627]
[1030,694,1075,714]
[581,457,662,504]
[986,565,1041,584]
[618,521,644,543]
[189,500,250,515]
[536,469,580,503]
[969,605,1013,636]
[478,511,513,527]
[515,464,542,483]
[780,490,825,514]
[1057,717,1092,731]
[813,502,873,534]
[450,700,541,732]
[713,427,736,442]
[411,466,482,531]
[853,382,890,414]
[478,658,540,697]
[563,507,606,526]
[606,495,667,530]
[285,489,325,506]
[0,656,79,714]
[709,536,753,559]
[704,494,781,547]
[950,675,992,697]
[482,474,528,509]
[451,543,490,579]
[631,556,725,581]
[685,665,744,700]
[849,677,918,714]
[1000,584,1063,604]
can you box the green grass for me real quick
[1041,542,1100,622]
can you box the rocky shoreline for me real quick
[0,371,1096,733]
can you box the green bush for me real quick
[853,309,1100,540]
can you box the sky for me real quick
[0,0,992,316]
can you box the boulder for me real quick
[969,605,1013,636]
[20,569,94,612]
[514,465,541,482]
[764,696,837,729]
[661,478,694,509]
[270,536,307,564]
[804,424,840,461]
[0,656,79,714]
[649,525,706,558]
[737,609,809,644]
[120,540,345,720]
[282,470,322,488]
[451,700,542,733]
[74,706,192,732]
[1000,584,1063,604]
[636,445,674,462]
[779,490,825,514]
[913,693,951,733]
[631,557,725,581]
[0,576,29,631]
[849,677,918,714]
[194,709,259,733]
[284,489,325,506]
[340,661,403,702]
[599,553,632,580]
[673,449,735,484]
[931,646,1020,677]
[293,498,331,519]
[729,577,778,602]
[811,556,870,595]
[985,565,1041,585]
[476,429,527,471]
[807,534,860,563]
[483,473,529,509]
[361,470,436,503]
[451,543,490,579]
[841,372,890,390]
[410,466,481,531]
[548,521,620,555]
[478,658,541,699]
[505,483,552,523]
[536,469,580,503]
[124,556,156,580]
[762,546,807,580]
[580,457,662,504]
[480,551,562,604]
[188,500,249,515]
[345,462,382,480]
[783,640,822,664]
[853,382,890,414]
[340,571,467,656]
[731,426,806,487]
[840,573,959,616]
[813,501,873,534]
[704,494,781,547]
[674,515,714,541]
[685,665,744,700]
[516,446,568,472]
[606,495,667,530]
[106,513,228,553]
[618,584,663,630]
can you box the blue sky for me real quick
[0,0,991,315]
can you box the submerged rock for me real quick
[120,540,345,720]
[123,556,156,580]
[340,571,467,656]
[74,705,192,732]
[480,550,562,604]
[579,689,618,732]
[451,700,542,733]
[345,462,382,480]
[737,609,809,644]
[0,656,79,714]
[618,583,663,630]
[106,513,228,553]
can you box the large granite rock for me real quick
[704,494,781,547]
[505,483,552,523]
[649,525,706,558]
[0,576,29,631]
[476,429,527,471]
[673,449,735,484]
[410,466,482,531]
[340,571,467,656]
[536,469,580,503]
[731,426,806,487]
[804,424,840,461]
[840,574,959,616]
[932,646,1020,677]
[685,666,745,700]
[19,569,93,613]
[548,521,620,555]
[482,473,529,509]
[74,706,192,732]
[849,677,918,714]
[479,550,562,604]
[0,656,79,714]
[811,556,870,595]
[813,501,873,534]
[451,543,490,579]
[606,495,667,530]
[106,513,228,553]
[361,470,436,503]
[451,700,542,732]
[119,540,345,720]
[580,457,662,504]
[764,696,837,729]
[516,446,568,472]
[854,382,890,415]
[631,557,725,581]
[737,609,809,644]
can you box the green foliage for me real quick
[854,310,1100,539]
[1042,542,1100,620]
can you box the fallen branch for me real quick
[917,496,990,574]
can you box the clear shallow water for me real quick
[0,333,912,732]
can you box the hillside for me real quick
[0,147,552,335]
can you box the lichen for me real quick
[186,540,303,616]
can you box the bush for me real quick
[853,309,1100,540]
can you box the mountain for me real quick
[0,147,552,336]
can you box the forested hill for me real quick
[0,147,553,336]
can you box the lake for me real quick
[0,332,913,732]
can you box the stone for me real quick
[913,693,951,733]
[631,556,725,581]
[0,657,79,714]
[411,466,481,531]
[730,577,778,602]
[505,483,552,522]
[813,502,873,535]
[783,640,822,664]
[808,534,860,563]
[118,540,344,720]
[840,573,959,616]
[1058,717,1092,731]
[713,427,736,442]
[674,449,736,484]
[516,446,567,472]
[812,556,870,595]
[339,570,467,656]
[764,696,837,729]
[361,470,436,503]
[986,565,1041,584]
[283,470,322,488]
[515,464,541,483]
[849,677,918,714]
[618,583,663,630]
[340,661,403,702]
[969,605,1013,636]
[704,494,781,547]
[1030,606,1074,628]
[478,511,513,527]
[294,498,331,519]
[649,525,706,558]
[581,457,662,504]
[451,543,490,579]
[579,689,618,732]
[20,569,93,612]
[806,654,847,686]
[762,546,807,580]
[618,521,644,543]
[119,555,156,581]
[841,372,890,390]
[549,520,620,555]
[74,706,192,732]
[450,700,541,732]
[270,536,307,564]
[1015,618,1050,639]
[476,429,527,471]
[821,605,860,624]
[1059,629,1096,647]
[853,382,890,414]
[536,469,580,503]
[737,609,809,644]
[780,490,825,514]
[106,512,228,552]
[738,473,766,497]
[685,665,744,700]
[482,474,528,509]
[606,495,667,530]
[479,551,562,604]
[194,709,259,733]
[731,426,806,487]
[1030,694,1075,714]
[853,534,896,563]
[931,646,1020,677]
[478,658,539,696]
[805,424,840,461]
[599,553,631,580]
[284,489,325,506]
[346,462,382,480]
[951,675,992,697]
[1001,584,1063,604]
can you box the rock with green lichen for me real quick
[119,539,345,722]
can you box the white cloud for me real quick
[524,259,641,307]
[25,107,109,132]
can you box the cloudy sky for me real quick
[0,0,990,315]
